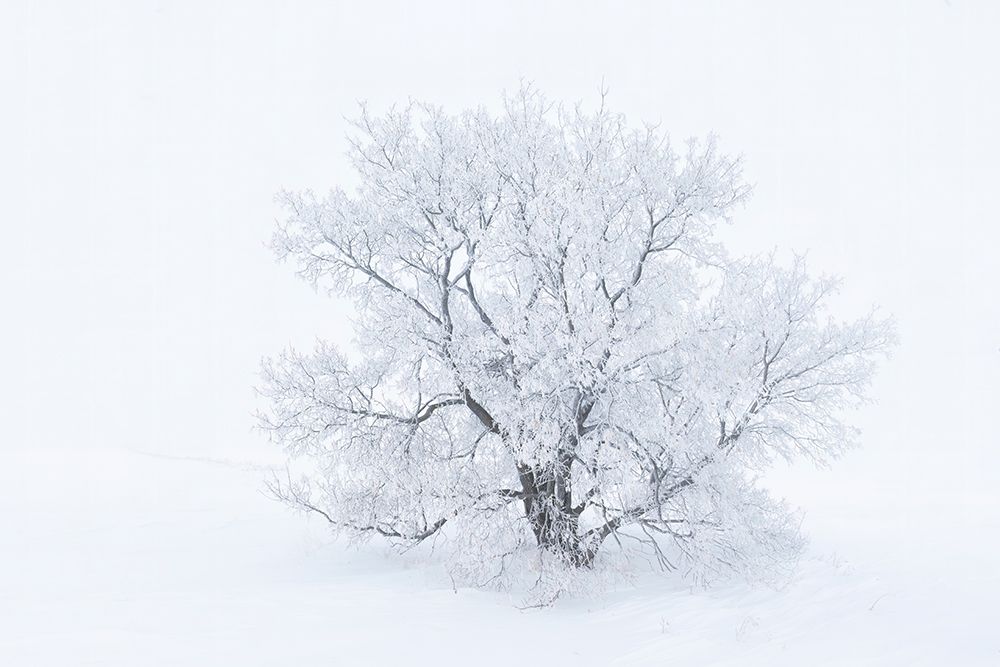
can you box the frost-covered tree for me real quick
[259,88,893,587]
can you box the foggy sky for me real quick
[2,1,996,514]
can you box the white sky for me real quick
[1,0,997,507]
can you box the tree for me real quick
[259,87,893,587]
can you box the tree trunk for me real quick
[519,458,591,567]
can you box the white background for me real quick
[2,1,998,664]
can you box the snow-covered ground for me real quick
[2,443,995,665]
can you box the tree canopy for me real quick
[259,87,893,590]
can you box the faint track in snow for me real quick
[126,448,283,473]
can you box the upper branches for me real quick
[272,88,750,361]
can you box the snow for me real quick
[3,444,995,665]
[3,1,1000,664]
